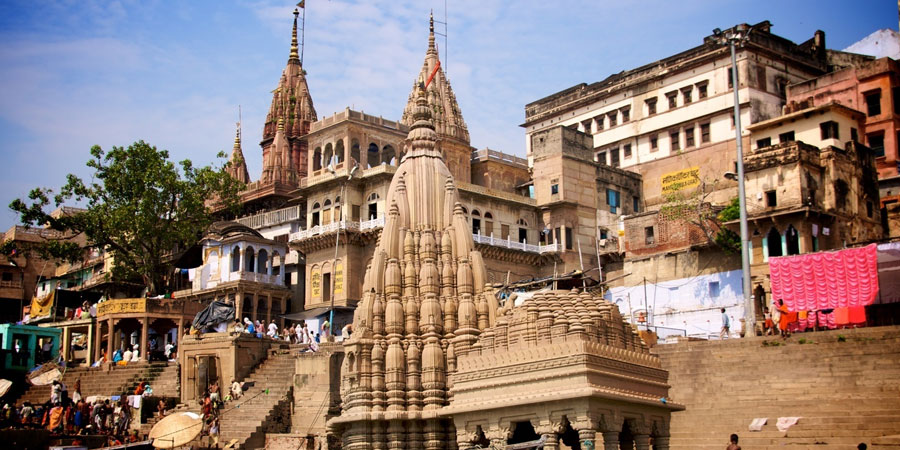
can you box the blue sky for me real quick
[0,0,894,230]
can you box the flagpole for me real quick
[300,3,306,66]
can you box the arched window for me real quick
[334,196,342,222]
[766,228,783,258]
[471,210,481,234]
[351,139,361,165]
[272,252,282,277]
[335,139,345,164]
[208,250,219,275]
[324,143,334,169]
[367,192,380,219]
[257,249,268,274]
[311,203,321,227]
[367,143,379,169]
[483,212,494,235]
[231,246,241,272]
[323,199,332,225]
[382,145,396,166]
[517,219,528,243]
[785,225,800,255]
[313,147,322,171]
[244,246,255,272]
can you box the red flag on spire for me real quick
[425,60,441,89]
[297,1,304,8]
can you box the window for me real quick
[554,227,561,245]
[670,130,680,151]
[778,131,795,143]
[756,137,771,148]
[551,181,559,195]
[697,82,708,99]
[820,121,839,140]
[766,190,777,207]
[582,119,593,134]
[727,68,734,89]
[681,86,693,104]
[785,225,800,256]
[700,122,711,143]
[501,224,510,239]
[623,143,632,158]
[599,229,608,239]
[633,196,640,213]
[865,90,882,117]
[610,147,620,168]
[685,127,695,148]
[851,128,859,142]
[621,107,630,123]
[646,98,657,115]
[596,151,607,165]
[607,112,617,127]
[645,226,655,245]
[667,92,678,109]
[595,115,604,131]
[766,228,783,259]
[565,227,573,250]
[650,134,659,151]
[868,133,885,157]
[607,189,621,214]
[867,200,874,218]
[709,281,720,298]
[518,219,528,243]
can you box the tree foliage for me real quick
[714,197,742,253]
[6,141,244,295]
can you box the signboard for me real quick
[97,298,146,316]
[334,262,344,295]
[311,269,322,299]
[661,167,701,194]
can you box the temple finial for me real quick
[290,8,300,62]
[427,11,437,55]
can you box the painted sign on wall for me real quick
[661,167,701,194]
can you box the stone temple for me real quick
[328,77,679,450]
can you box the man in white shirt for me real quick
[131,344,141,362]
[267,321,278,339]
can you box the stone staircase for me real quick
[653,326,900,449]
[169,349,295,449]
[15,362,175,406]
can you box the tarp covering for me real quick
[770,244,879,313]
[29,290,56,322]
[26,363,63,386]
[191,300,235,331]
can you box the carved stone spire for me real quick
[261,8,316,184]
[227,124,250,184]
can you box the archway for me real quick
[766,228,783,258]
[244,246,255,272]
[785,224,800,255]
[335,139,345,164]
[367,143,379,168]
[257,249,269,274]
[313,147,322,171]
[231,246,241,272]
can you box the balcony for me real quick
[235,205,301,230]
[472,234,561,254]
[289,216,385,242]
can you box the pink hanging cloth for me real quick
[769,244,879,328]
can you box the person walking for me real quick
[726,433,741,450]
[720,308,730,339]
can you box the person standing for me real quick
[726,433,741,450]
[720,308,730,339]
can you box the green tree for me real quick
[714,197,742,253]
[6,141,244,296]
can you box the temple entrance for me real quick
[508,421,540,446]
[193,355,220,402]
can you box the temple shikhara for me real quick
[4,4,900,450]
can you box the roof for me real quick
[746,101,864,132]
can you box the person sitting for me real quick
[135,381,148,396]
[231,379,243,400]
[130,344,141,362]
[122,347,133,364]
[157,399,167,418]
[244,318,255,335]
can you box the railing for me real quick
[472,234,561,254]
[471,148,528,168]
[289,216,386,242]
[237,272,281,284]
[235,205,301,230]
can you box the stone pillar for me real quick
[653,436,670,450]
[533,422,561,450]
[598,413,624,450]
[61,327,71,362]
[268,252,274,277]
[177,318,184,345]
[630,420,651,450]
[87,322,95,366]
[266,294,273,323]
[140,317,150,361]
[484,425,510,450]
[634,434,651,450]
[251,293,259,322]
[235,291,244,320]
[578,429,597,450]
[455,428,474,450]
[107,318,115,362]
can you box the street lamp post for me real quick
[715,26,755,337]
[326,162,358,342]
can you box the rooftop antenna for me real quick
[431,1,449,72]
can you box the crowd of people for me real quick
[229,317,351,350]
[0,376,158,444]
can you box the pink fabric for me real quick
[769,244,879,314]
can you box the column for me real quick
[93,321,102,363]
[533,422,561,450]
[268,252,274,277]
[140,317,150,361]
[107,318,115,362]
[578,429,597,450]
[251,293,259,322]
[653,436,670,450]
[177,318,184,345]
[266,294,273,323]
[235,290,244,320]
[62,327,71,362]
[87,322,95,366]
[651,421,670,450]
[598,414,623,450]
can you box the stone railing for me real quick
[289,216,386,242]
[235,205,301,230]
[471,148,528,168]
[237,271,282,285]
[472,234,561,254]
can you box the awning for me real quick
[770,243,879,312]
[280,306,354,321]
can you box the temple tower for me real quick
[401,13,473,183]
[261,7,317,184]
